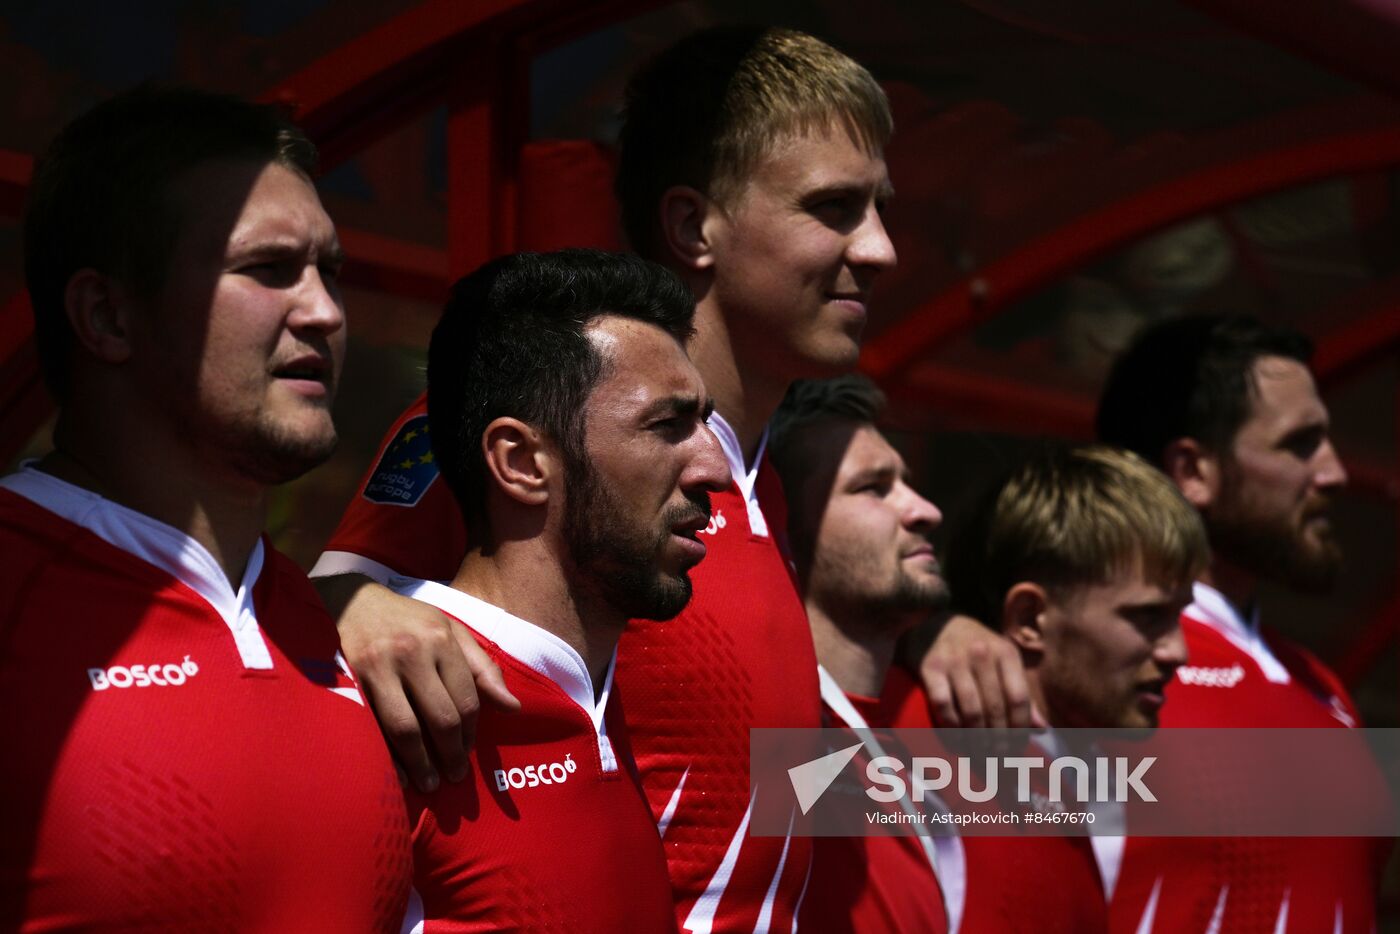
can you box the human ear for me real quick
[481,418,552,508]
[1003,583,1048,658]
[63,269,133,364]
[1162,437,1219,510]
[658,185,715,272]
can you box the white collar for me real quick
[707,410,770,537]
[816,664,964,931]
[0,465,273,669]
[386,577,618,770]
[1185,581,1290,684]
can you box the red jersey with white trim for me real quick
[0,468,412,933]
[320,401,822,932]
[389,579,675,934]
[1106,585,1388,934]
[800,666,949,934]
[884,666,1108,934]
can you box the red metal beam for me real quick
[337,227,450,303]
[865,110,1400,380]
[260,0,664,170]
[880,364,1096,439]
[0,149,33,219]
[882,360,1399,496]
[1312,297,1400,387]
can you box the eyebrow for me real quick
[642,394,711,421]
[845,463,905,488]
[803,180,895,204]
[228,239,346,268]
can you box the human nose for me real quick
[900,483,942,534]
[289,264,346,337]
[1313,437,1347,492]
[1155,624,1188,673]
[684,423,733,494]
[849,203,897,272]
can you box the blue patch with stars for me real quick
[361,414,440,507]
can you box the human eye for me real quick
[808,194,858,228]
[1280,427,1324,460]
[237,255,300,287]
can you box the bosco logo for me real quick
[494,753,579,792]
[699,509,727,536]
[89,656,199,691]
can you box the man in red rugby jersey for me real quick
[396,249,727,931]
[1,86,411,930]
[1095,315,1387,933]
[313,26,897,932]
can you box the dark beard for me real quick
[563,457,710,621]
[1208,481,1342,594]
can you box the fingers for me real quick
[995,647,1033,730]
[919,615,1030,730]
[453,625,520,712]
[335,580,483,794]
[438,625,521,758]
[921,662,959,728]
[357,660,442,793]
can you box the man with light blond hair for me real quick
[311,27,898,931]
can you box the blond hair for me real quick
[616,26,892,255]
[950,445,1209,621]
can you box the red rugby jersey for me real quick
[388,579,676,934]
[883,665,1108,934]
[319,399,821,932]
[0,468,412,933]
[1105,584,1388,934]
[799,666,951,934]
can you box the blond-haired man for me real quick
[938,444,1208,933]
[311,26,896,932]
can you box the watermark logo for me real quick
[788,743,1156,814]
[789,742,863,814]
[753,727,1400,838]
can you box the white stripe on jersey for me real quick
[1205,886,1229,934]
[657,766,690,839]
[684,790,755,933]
[754,808,796,933]
[1133,877,1162,934]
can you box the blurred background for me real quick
[1,0,1396,752]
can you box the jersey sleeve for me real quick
[313,393,468,583]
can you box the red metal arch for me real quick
[864,101,1400,379]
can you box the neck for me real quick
[42,405,266,585]
[688,296,791,465]
[452,539,621,697]
[1198,558,1257,619]
[807,601,903,699]
[1024,669,1054,727]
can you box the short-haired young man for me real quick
[768,375,956,934]
[942,443,1207,934]
[398,249,727,931]
[313,27,896,930]
[1096,315,1388,933]
[1,87,411,929]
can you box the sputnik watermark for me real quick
[755,728,1400,837]
[788,742,1153,813]
[866,754,1154,806]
